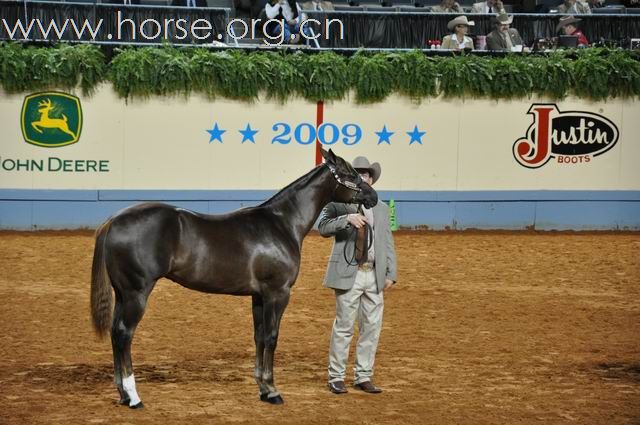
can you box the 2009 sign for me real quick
[272,122,362,145]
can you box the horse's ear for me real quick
[320,147,336,164]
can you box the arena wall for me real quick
[1,86,639,230]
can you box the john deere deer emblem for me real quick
[21,92,82,147]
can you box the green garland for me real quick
[1,42,640,102]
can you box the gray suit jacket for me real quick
[318,201,397,293]
[486,28,524,50]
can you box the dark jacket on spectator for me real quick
[171,0,208,6]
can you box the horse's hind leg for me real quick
[112,285,152,409]
[251,295,269,399]
[260,289,291,405]
[111,296,128,405]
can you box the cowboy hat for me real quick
[556,15,582,32]
[493,12,513,25]
[447,15,475,31]
[351,156,381,185]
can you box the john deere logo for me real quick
[21,92,82,147]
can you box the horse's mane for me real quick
[260,164,327,207]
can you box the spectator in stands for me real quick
[431,0,463,13]
[621,0,639,8]
[556,0,591,13]
[471,0,505,13]
[265,0,310,44]
[485,13,524,51]
[171,0,207,6]
[441,16,475,50]
[300,0,335,10]
[556,15,589,46]
[585,0,604,9]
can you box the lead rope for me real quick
[343,205,374,266]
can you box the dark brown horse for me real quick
[90,148,378,408]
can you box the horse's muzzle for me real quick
[356,184,378,209]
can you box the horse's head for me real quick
[321,148,378,209]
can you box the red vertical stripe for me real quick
[315,101,324,165]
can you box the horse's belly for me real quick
[167,273,257,296]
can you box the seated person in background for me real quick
[431,0,463,12]
[585,0,604,8]
[557,0,591,13]
[471,0,505,13]
[265,0,310,44]
[621,0,639,8]
[556,15,589,46]
[300,0,335,10]
[486,13,524,51]
[171,0,207,6]
[441,16,475,50]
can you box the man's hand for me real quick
[347,214,368,229]
[384,279,395,291]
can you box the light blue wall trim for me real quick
[376,191,640,202]
[97,190,276,201]
[0,189,99,201]
[1,189,639,230]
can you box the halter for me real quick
[324,162,362,193]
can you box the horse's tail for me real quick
[91,220,113,339]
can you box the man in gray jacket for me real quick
[318,156,397,395]
[486,13,524,51]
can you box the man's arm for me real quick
[319,203,368,237]
[486,33,501,51]
[318,203,350,237]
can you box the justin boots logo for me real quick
[513,104,619,169]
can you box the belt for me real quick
[358,263,374,272]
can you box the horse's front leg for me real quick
[251,295,268,398]
[260,288,291,405]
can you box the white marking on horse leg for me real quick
[254,367,263,382]
[122,374,142,406]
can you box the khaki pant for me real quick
[328,268,384,385]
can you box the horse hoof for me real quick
[129,401,144,409]
[266,395,284,405]
[119,398,130,406]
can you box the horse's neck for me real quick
[267,166,334,244]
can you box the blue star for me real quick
[375,125,394,145]
[407,125,426,145]
[238,123,258,144]
[206,123,226,143]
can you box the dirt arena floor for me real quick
[0,230,639,424]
